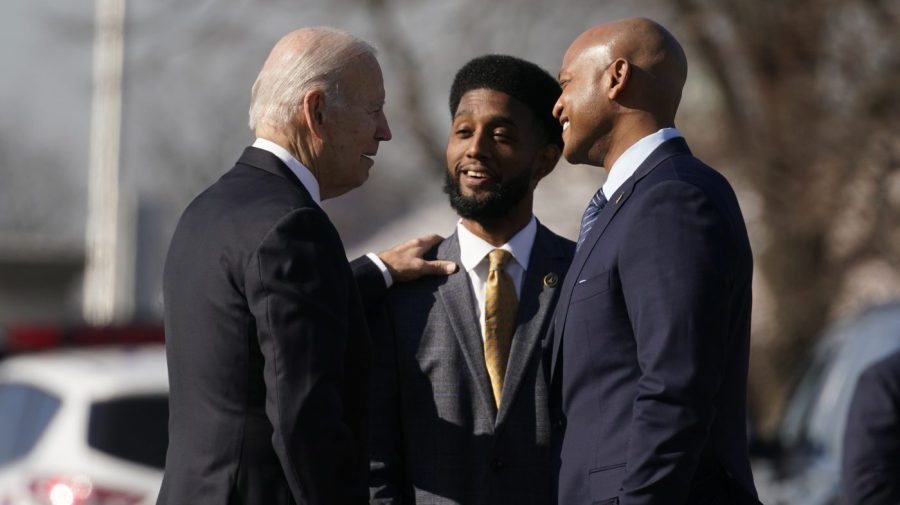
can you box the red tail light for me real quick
[4,324,164,353]
[29,476,143,505]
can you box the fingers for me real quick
[376,234,456,283]
[424,259,458,275]
[409,234,444,252]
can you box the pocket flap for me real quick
[589,463,626,501]
[571,270,611,303]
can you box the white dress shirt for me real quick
[602,127,683,199]
[457,216,537,338]
[252,138,392,285]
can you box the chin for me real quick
[563,147,586,165]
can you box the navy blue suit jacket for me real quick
[842,348,900,505]
[548,138,758,505]
[160,147,370,505]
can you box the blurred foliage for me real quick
[671,0,900,427]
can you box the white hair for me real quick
[248,27,377,132]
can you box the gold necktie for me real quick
[484,249,517,408]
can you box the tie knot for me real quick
[488,249,512,271]
[590,188,608,211]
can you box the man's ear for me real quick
[531,143,562,187]
[607,58,631,100]
[301,89,327,140]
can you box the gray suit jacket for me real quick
[368,222,574,505]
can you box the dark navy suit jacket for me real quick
[547,138,759,505]
[159,147,370,505]
[842,348,900,505]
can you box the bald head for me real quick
[248,27,376,133]
[572,17,687,122]
[554,18,688,167]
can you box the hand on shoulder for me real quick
[379,234,458,283]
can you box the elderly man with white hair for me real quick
[158,27,452,505]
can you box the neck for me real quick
[256,127,319,179]
[603,114,668,172]
[460,200,533,247]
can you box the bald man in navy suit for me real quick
[547,18,759,505]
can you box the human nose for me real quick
[465,130,490,159]
[552,97,563,121]
[376,111,392,141]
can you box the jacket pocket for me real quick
[570,270,611,304]
[589,462,625,504]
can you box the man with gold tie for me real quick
[367,54,575,505]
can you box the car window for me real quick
[87,395,168,470]
[0,382,61,467]
[778,305,900,456]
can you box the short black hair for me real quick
[449,54,563,149]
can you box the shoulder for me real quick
[172,164,333,266]
[631,154,745,231]
[643,152,729,190]
[387,237,455,298]
[197,164,321,227]
[858,349,900,395]
[535,222,576,261]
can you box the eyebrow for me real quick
[452,111,519,128]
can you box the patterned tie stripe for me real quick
[576,188,607,251]
[483,249,517,408]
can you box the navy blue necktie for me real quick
[576,188,607,251]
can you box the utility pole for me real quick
[83,0,132,325]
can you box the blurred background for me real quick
[1,0,898,504]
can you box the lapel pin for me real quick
[543,273,559,288]
[615,192,624,204]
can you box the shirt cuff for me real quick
[366,252,394,288]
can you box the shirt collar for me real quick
[457,216,537,273]
[252,137,321,204]
[602,127,682,198]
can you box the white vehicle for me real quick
[752,303,900,505]
[0,344,168,505]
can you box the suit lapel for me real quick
[497,223,567,426]
[550,138,692,381]
[435,234,499,419]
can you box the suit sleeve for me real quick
[244,208,366,505]
[367,296,412,504]
[351,254,389,309]
[617,181,735,505]
[842,357,900,505]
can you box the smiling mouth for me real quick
[561,119,570,131]
[461,168,491,180]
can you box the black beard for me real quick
[443,167,532,222]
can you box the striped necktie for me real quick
[483,249,517,408]
[576,188,607,251]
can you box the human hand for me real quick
[378,234,458,283]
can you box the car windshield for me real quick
[0,382,61,467]
[87,395,168,470]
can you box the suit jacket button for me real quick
[491,458,505,471]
